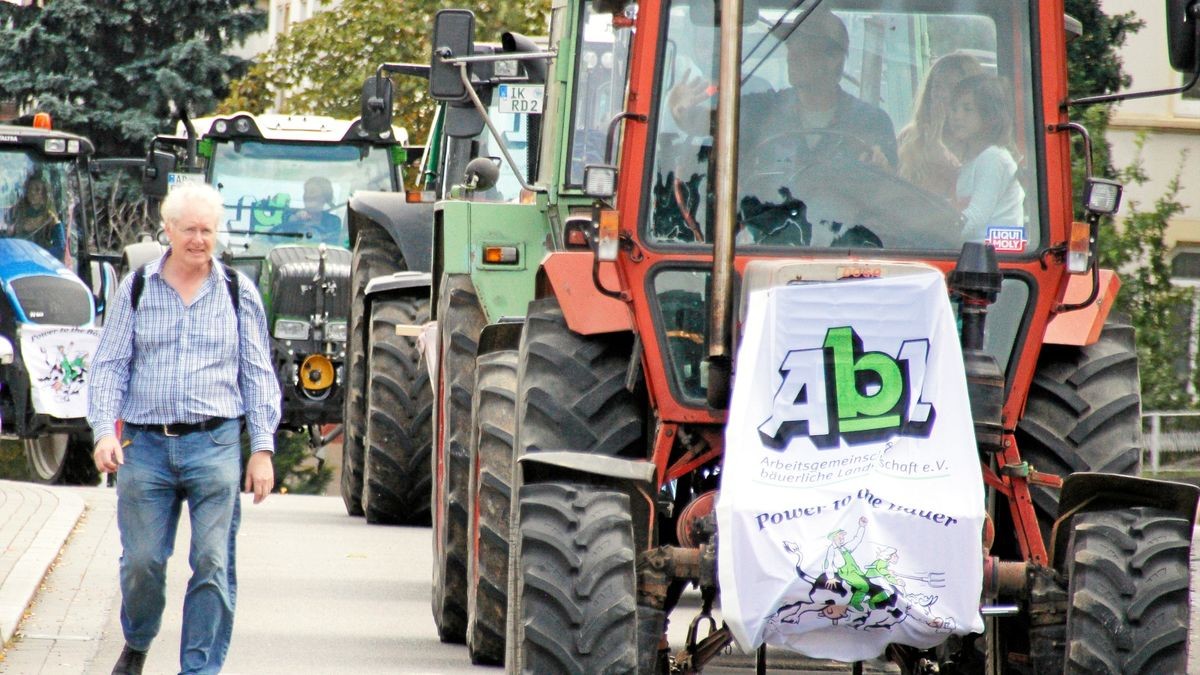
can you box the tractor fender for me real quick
[121,241,165,276]
[348,191,434,273]
[538,252,632,335]
[1043,269,1120,347]
[364,270,431,298]
[519,451,656,487]
[365,271,432,344]
[1051,472,1200,569]
[477,319,523,357]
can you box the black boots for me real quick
[111,645,147,675]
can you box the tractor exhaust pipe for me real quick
[705,0,745,409]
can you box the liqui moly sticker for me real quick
[985,227,1026,253]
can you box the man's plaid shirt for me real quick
[88,251,281,453]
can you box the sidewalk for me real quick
[0,480,85,646]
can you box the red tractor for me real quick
[456,0,1200,672]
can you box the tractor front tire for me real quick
[512,482,639,674]
[24,433,97,485]
[362,295,433,525]
[466,349,518,664]
[515,296,644,459]
[343,226,403,516]
[1063,507,1192,673]
[432,274,485,643]
[1015,320,1141,535]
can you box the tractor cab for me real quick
[152,113,407,258]
[140,112,411,431]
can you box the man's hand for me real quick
[245,451,275,504]
[93,435,123,473]
[858,145,894,171]
[667,72,713,136]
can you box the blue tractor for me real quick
[0,121,117,483]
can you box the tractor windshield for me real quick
[646,0,1040,255]
[0,151,83,265]
[209,140,395,255]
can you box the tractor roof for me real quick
[169,112,408,146]
[0,124,95,157]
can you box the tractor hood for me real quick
[0,238,70,280]
[0,238,94,325]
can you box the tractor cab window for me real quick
[565,2,636,186]
[0,152,79,265]
[210,140,394,256]
[646,0,1040,255]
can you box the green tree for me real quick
[1099,139,1194,410]
[0,0,265,157]
[220,0,548,144]
[1064,0,1143,211]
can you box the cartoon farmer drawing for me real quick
[823,517,891,611]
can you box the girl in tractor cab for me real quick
[947,74,1026,242]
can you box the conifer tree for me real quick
[0,0,265,156]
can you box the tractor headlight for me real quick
[1084,177,1123,216]
[326,321,348,342]
[274,319,310,340]
[584,164,617,199]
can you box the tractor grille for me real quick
[10,276,91,325]
[268,246,351,321]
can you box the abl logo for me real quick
[758,326,936,449]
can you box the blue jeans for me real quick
[117,419,242,675]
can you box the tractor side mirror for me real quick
[142,150,176,199]
[430,9,476,103]
[360,76,395,138]
[445,104,486,139]
[1167,0,1200,72]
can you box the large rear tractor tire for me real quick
[466,349,518,664]
[362,295,433,525]
[1015,320,1141,537]
[432,274,485,643]
[342,226,403,516]
[24,433,98,485]
[512,482,639,674]
[1063,507,1192,673]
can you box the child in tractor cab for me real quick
[946,74,1025,242]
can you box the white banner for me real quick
[19,325,101,419]
[716,271,985,662]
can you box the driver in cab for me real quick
[668,7,896,168]
[760,7,896,169]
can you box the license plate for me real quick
[497,85,544,114]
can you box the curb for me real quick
[0,482,85,645]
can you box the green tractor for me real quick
[340,36,546,525]
[140,111,413,462]
[396,7,634,663]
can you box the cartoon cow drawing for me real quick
[765,536,949,637]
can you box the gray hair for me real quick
[160,182,224,228]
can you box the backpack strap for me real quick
[129,262,239,315]
[221,262,240,317]
[130,263,148,312]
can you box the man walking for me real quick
[88,182,281,675]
